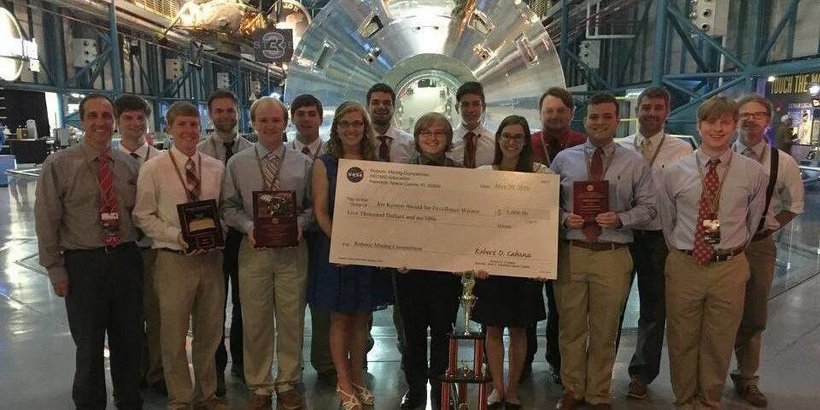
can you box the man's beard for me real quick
[214,121,236,133]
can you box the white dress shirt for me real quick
[619,131,693,230]
[732,139,805,231]
[448,122,496,168]
[287,136,327,162]
[133,146,225,251]
[375,126,415,163]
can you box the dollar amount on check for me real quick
[329,159,559,279]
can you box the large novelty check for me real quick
[329,159,559,279]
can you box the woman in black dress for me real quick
[473,115,549,408]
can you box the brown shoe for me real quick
[248,393,272,410]
[276,388,305,410]
[626,378,648,399]
[590,404,612,410]
[555,390,583,410]
[738,384,768,407]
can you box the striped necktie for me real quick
[98,150,121,247]
[262,152,280,190]
[185,157,200,201]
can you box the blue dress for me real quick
[307,154,393,314]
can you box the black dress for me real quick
[472,276,546,328]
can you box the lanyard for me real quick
[255,144,287,190]
[583,144,615,179]
[168,151,202,200]
[695,150,733,216]
[634,133,666,167]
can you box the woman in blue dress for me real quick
[309,101,393,410]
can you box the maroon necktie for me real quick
[693,158,720,265]
[583,148,604,241]
[463,132,478,168]
[98,150,121,247]
[301,146,311,156]
[185,157,200,202]
[377,135,391,162]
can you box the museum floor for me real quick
[2,172,819,410]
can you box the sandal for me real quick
[487,389,504,408]
[352,383,375,406]
[336,385,362,410]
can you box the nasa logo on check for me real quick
[347,167,364,183]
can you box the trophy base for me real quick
[448,330,485,340]
[439,373,493,384]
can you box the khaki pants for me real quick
[141,248,163,385]
[665,249,749,409]
[239,238,308,395]
[732,236,776,388]
[553,242,632,405]
[155,250,225,409]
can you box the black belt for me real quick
[679,247,744,262]
[633,229,664,237]
[568,240,628,252]
[65,241,137,255]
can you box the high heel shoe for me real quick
[336,385,362,410]
[352,383,375,406]
[487,389,504,408]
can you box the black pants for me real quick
[64,243,144,410]
[525,281,561,372]
[615,230,668,384]
[215,228,244,375]
[396,270,460,401]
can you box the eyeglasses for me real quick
[500,133,525,142]
[419,130,448,138]
[337,120,364,129]
[740,112,770,120]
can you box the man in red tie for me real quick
[35,94,144,409]
[367,83,414,164]
[288,94,326,160]
[448,81,496,168]
[531,87,587,165]
[660,96,767,409]
[134,101,226,409]
[550,93,656,410]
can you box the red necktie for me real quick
[583,148,604,241]
[185,157,200,202]
[693,158,720,265]
[98,150,121,247]
[378,135,391,162]
[301,146,311,156]
[463,132,477,168]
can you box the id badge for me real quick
[702,219,721,245]
[100,212,120,231]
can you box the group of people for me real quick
[34,80,803,410]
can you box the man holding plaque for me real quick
[35,94,144,409]
[730,95,803,407]
[133,101,226,409]
[660,96,767,409]
[221,97,312,410]
[550,93,656,410]
[449,81,496,168]
[616,86,693,400]
[198,89,252,393]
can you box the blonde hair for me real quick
[697,96,739,122]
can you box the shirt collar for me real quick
[636,129,665,145]
[734,138,765,157]
[583,140,617,156]
[171,146,198,165]
[696,147,733,167]
[118,141,149,158]
[256,142,285,159]
[82,141,111,163]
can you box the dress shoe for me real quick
[487,389,504,408]
[400,387,426,410]
[555,390,583,410]
[247,393,272,410]
[505,399,523,409]
[626,378,648,399]
[276,388,306,410]
[737,384,768,407]
[590,403,612,409]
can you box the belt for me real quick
[633,229,664,237]
[65,241,137,255]
[157,248,186,255]
[568,240,628,251]
[679,247,744,262]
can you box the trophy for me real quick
[439,270,491,410]
[460,270,478,336]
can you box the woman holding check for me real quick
[473,115,549,409]
[395,112,463,410]
[309,101,393,410]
